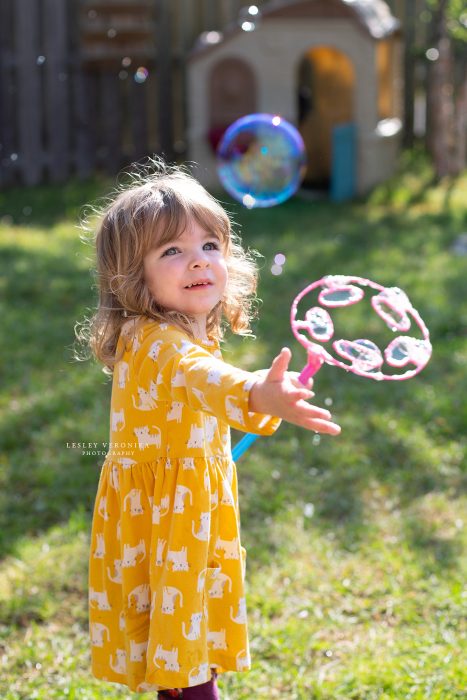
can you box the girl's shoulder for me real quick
[137,318,221,355]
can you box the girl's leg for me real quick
[158,670,219,700]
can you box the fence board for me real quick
[100,70,123,173]
[130,75,149,161]
[155,0,174,160]
[43,0,70,182]
[0,0,16,186]
[73,66,98,178]
[15,0,43,185]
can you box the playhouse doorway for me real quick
[297,47,355,194]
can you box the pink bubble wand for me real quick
[232,275,432,461]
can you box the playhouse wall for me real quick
[188,19,400,195]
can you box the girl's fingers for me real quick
[267,347,291,382]
[308,419,341,435]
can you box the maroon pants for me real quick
[158,672,219,699]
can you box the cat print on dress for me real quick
[208,571,232,599]
[148,339,163,360]
[130,639,148,662]
[152,494,170,524]
[123,488,144,516]
[111,408,125,432]
[110,648,127,675]
[192,512,210,541]
[231,597,247,624]
[93,532,105,558]
[118,362,129,388]
[98,496,110,521]
[225,396,245,425]
[134,425,162,450]
[215,536,240,559]
[236,649,251,671]
[182,611,203,641]
[162,586,184,614]
[166,546,189,572]
[207,628,227,650]
[155,538,167,567]
[187,425,204,449]
[188,663,210,686]
[167,401,184,422]
[89,587,111,610]
[91,622,110,647]
[107,558,123,583]
[132,381,158,410]
[173,485,193,513]
[122,539,146,567]
[128,583,151,613]
[154,644,180,672]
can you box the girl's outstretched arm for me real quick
[248,348,341,435]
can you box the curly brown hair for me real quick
[74,157,261,374]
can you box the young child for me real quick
[82,160,340,698]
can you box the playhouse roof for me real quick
[190,0,400,60]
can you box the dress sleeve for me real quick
[137,329,282,436]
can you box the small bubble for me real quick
[271,264,283,276]
[303,502,314,518]
[308,467,319,476]
[426,47,439,61]
[10,153,18,161]
[312,434,321,446]
[36,55,46,65]
[274,253,286,265]
[241,21,255,31]
[88,9,97,19]
[324,397,333,406]
[271,470,281,480]
[297,609,309,619]
[107,28,117,39]
[324,649,333,658]
[119,70,128,80]
[121,56,132,67]
[242,194,255,208]
[22,206,32,216]
[134,67,149,84]
[342,578,351,588]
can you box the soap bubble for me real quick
[134,67,149,84]
[217,113,307,208]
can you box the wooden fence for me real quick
[0,0,265,187]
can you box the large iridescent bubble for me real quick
[216,113,307,208]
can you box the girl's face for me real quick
[143,220,228,337]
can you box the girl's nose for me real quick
[189,251,210,268]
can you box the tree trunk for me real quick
[426,0,457,178]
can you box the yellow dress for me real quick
[88,318,281,692]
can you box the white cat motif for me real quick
[122,539,146,567]
[162,586,184,615]
[153,644,180,672]
[90,622,110,647]
[111,408,125,432]
[133,425,161,450]
[182,612,203,641]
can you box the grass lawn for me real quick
[0,151,466,699]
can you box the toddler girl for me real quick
[82,160,340,698]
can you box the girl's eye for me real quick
[203,241,220,251]
[161,246,179,257]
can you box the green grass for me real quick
[0,152,466,699]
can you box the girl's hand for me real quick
[249,348,341,435]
